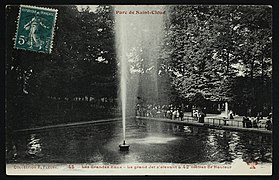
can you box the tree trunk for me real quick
[250,58,255,79]
[226,51,230,74]
[71,100,74,110]
[57,101,59,111]
[260,56,264,113]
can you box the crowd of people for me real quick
[136,104,186,121]
[136,103,272,131]
[135,103,208,123]
[242,113,272,130]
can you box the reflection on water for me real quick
[6,118,272,165]
[131,136,178,144]
[27,134,43,157]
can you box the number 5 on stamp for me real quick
[14,5,58,53]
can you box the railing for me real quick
[182,116,198,121]
[204,117,241,127]
[136,111,271,131]
[188,116,268,130]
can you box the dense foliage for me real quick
[6,5,272,130]
[6,5,117,129]
[160,5,272,115]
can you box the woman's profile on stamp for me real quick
[24,12,49,50]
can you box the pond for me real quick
[7,118,272,166]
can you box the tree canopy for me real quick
[6,5,272,130]
[159,5,272,115]
[6,5,118,129]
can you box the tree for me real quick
[160,5,272,114]
[6,5,118,129]
[161,5,226,101]
[75,5,117,103]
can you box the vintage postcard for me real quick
[5,4,272,175]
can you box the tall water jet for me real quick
[115,7,130,151]
[115,5,166,151]
[119,25,129,150]
[120,51,128,148]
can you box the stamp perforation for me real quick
[14,5,58,54]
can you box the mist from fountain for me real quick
[114,5,166,148]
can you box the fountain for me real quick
[116,7,130,151]
[115,5,165,151]
[119,36,129,150]
[119,140,130,151]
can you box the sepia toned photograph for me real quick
[5,4,272,175]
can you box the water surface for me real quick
[7,118,272,165]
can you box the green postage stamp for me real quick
[14,5,58,53]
